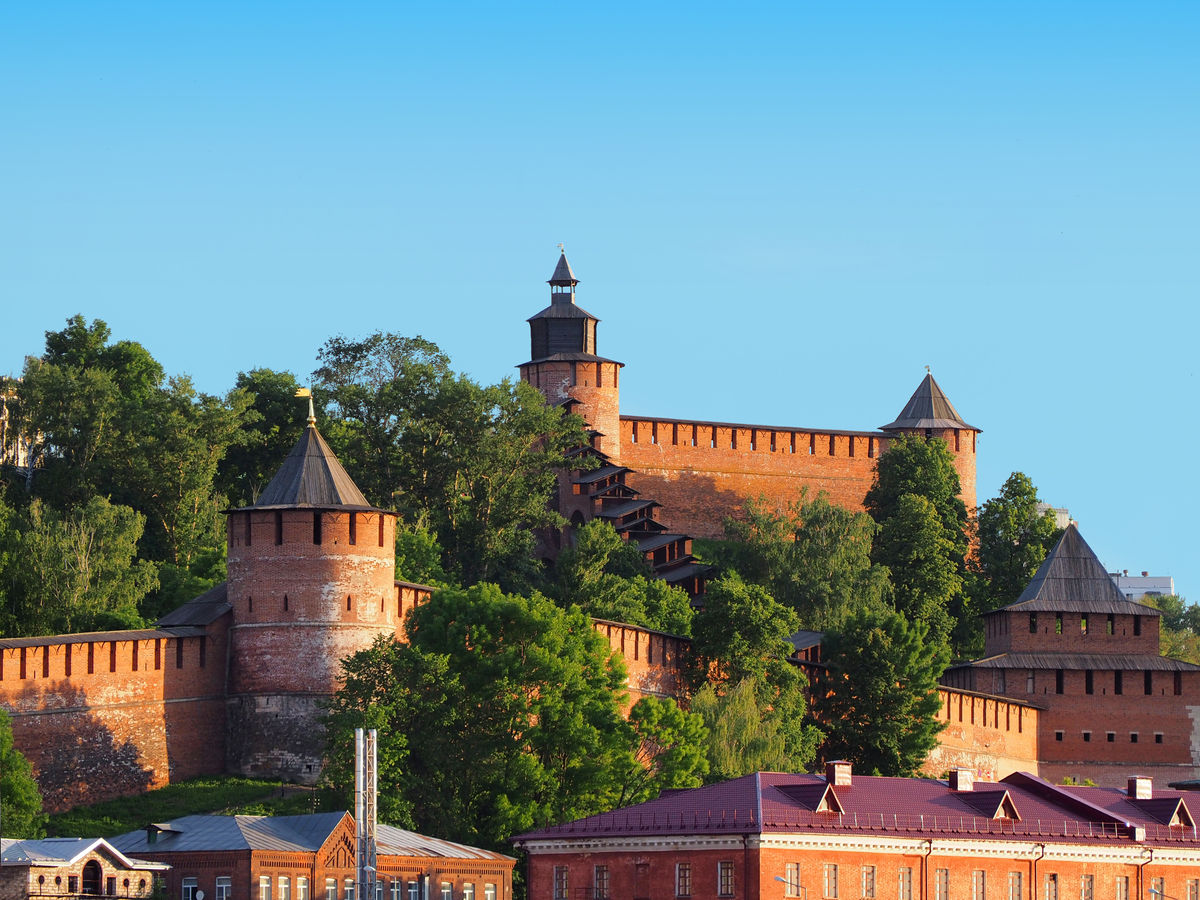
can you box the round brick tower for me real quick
[224,410,398,782]
[879,373,980,512]
[518,250,625,462]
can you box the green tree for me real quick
[690,678,792,781]
[550,521,693,635]
[874,494,960,648]
[972,473,1062,611]
[722,492,891,630]
[0,497,157,637]
[0,709,46,837]
[1144,595,1200,664]
[314,333,589,587]
[865,434,971,652]
[614,696,708,806]
[324,584,706,850]
[816,608,948,776]
[687,573,822,772]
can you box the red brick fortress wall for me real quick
[0,627,227,811]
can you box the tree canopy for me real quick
[972,472,1063,611]
[0,709,46,837]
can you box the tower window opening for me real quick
[809,434,816,455]
[1055,613,1063,634]
[1145,671,1153,695]
[284,595,289,611]
[176,639,184,669]
[245,513,252,547]
[199,636,207,668]
[829,434,835,455]
[868,437,875,458]
[274,511,283,546]
[379,515,385,547]
[313,511,322,544]
[1030,613,1037,634]
[849,437,855,458]
[347,595,352,611]
[1081,615,1088,634]
[1107,614,1114,635]
[349,512,357,545]
[109,642,117,673]
[955,430,961,451]
[1134,616,1142,636]
[1055,669,1064,694]
[248,596,253,614]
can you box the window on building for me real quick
[899,868,913,900]
[1107,731,1115,742]
[1027,672,1035,693]
[1044,873,1058,900]
[280,877,291,900]
[677,863,692,898]
[440,883,451,900]
[1132,732,1139,743]
[462,886,474,900]
[483,886,495,900]
[973,871,986,900]
[325,880,337,900]
[1156,732,1165,743]
[184,878,199,900]
[1055,670,1064,694]
[1134,616,1142,636]
[1151,878,1165,899]
[69,878,79,895]
[1081,615,1088,635]
[1056,614,1063,634]
[1009,873,1023,900]
[783,864,800,898]
[864,866,877,900]
[1080,875,1093,900]
[1176,672,1184,696]
[297,879,308,900]
[1055,731,1064,741]
[390,882,400,900]
[554,867,569,900]
[1115,671,1123,694]
[1146,671,1154,695]
[1085,670,1094,694]
[594,865,610,900]
[217,877,233,900]
[719,862,735,898]
[107,878,117,896]
[345,879,355,900]
[407,885,419,900]
[1083,730,1092,742]
[824,864,839,899]
[1107,615,1114,635]
[1186,879,1198,900]
[260,877,271,900]
[1030,614,1038,634]
[1115,878,1129,900]
[936,869,949,900]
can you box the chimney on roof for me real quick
[1128,776,1153,800]
[1142,571,1149,578]
[1124,570,1129,577]
[948,768,975,792]
[826,760,852,787]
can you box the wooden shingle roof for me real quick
[881,374,978,432]
[547,251,579,286]
[247,424,377,511]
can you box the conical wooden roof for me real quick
[881,374,978,432]
[1003,524,1159,615]
[252,424,374,509]
[547,251,579,286]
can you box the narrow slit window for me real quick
[313,511,322,544]
[349,512,357,546]
[275,511,283,545]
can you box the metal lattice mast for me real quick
[355,729,379,900]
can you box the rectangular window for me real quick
[719,862,735,898]
[1009,873,1023,900]
[864,866,877,900]
[1055,669,1064,694]
[326,879,337,900]
[1085,670,1094,694]
[936,869,950,900]
[407,886,418,900]
[1176,672,1184,696]
[1115,878,1128,900]
[554,867,569,900]
[1115,671,1123,694]
[1146,671,1154,695]
[1081,615,1088,634]
[462,887,474,900]
[1186,879,1198,900]
[1056,613,1063,634]
[1080,876,1093,900]
[1044,874,1058,900]
[217,878,233,900]
[280,878,291,900]
[184,879,199,900]
[1135,616,1143,636]
[260,878,271,900]
[375,884,383,900]
[1026,672,1035,693]
[440,883,451,900]
[1107,731,1115,742]
[69,878,79,894]
[973,871,986,900]
[676,863,692,898]
[107,878,117,896]
[1083,731,1091,742]
[1132,732,1139,743]
[391,882,400,900]
[345,879,354,900]
[483,887,495,900]
[297,879,308,900]
[1152,879,1165,900]
[1030,614,1038,634]
[1055,730,1064,742]
[899,869,913,900]
[825,864,840,899]
[594,865,609,899]
[349,512,357,545]
[784,864,800,898]
[1107,615,1114,635]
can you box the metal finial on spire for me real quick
[294,388,316,426]
[557,242,564,253]
[925,365,931,374]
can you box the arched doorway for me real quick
[82,861,102,895]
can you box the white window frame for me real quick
[899,868,913,900]
[863,866,876,900]
[260,877,271,900]
[784,863,800,898]
[183,878,199,900]
[216,877,232,900]
[553,867,568,900]
[297,879,309,900]
[279,877,291,900]
[1009,873,1023,900]
[676,863,692,898]
[824,864,839,899]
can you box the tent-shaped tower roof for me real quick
[881,373,978,432]
[249,423,376,510]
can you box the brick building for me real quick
[515,761,1200,900]
[108,813,514,900]
[0,838,166,900]
[943,524,1200,787]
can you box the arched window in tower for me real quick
[82,861,102,895]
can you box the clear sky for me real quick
[2,2,1197,597]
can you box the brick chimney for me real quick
[826,760,852,786]
[948,768,975,792]
[1128,776,1152,799]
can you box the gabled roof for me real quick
[547,252,579,286]
[247,425,377,511]
[1,837,166,871]
[998,524,1161,615]
[959,789,1020,820]
[110,813,512,862]
[881,374,978,432]
[155,581,231,627]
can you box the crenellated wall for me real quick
[0,627,228,811]
[922,688,1040,781]
[589,619,687,705]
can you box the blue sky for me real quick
[2,2,1197,597]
